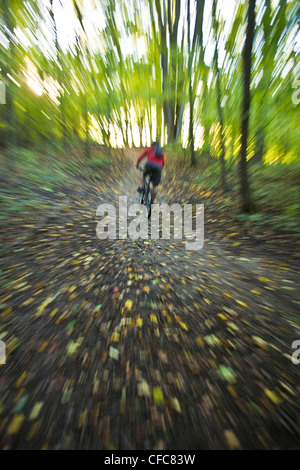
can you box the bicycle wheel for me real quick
[139,189,144,205]
[145,184,152,219]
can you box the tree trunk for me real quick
[155,0,182,144]
[83,98,90,159]
[253,0,271,164]
[2,0,17,152]
[202,78,211,158]
[50,0,67,148]
[187,0,195,166]
[212,0,227,189]
[240,0,256,212]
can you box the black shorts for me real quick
[143,162,162,186]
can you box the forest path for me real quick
[0,150,299,450]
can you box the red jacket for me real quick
[137,147,165,168]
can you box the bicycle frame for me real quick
[138,166,153,218]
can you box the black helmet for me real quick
[151,141,163,157]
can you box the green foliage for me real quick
[193,157,300,235]
[0,146,111,225]
[248,162,300,233]
[194,159,223,190]
[164,143,187,160]
[90,155,111,168]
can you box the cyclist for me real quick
[136,141,165,202]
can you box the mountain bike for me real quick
[138,166,153,219]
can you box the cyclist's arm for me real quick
[136,149,148,168]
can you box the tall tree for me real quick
[187,0,195,165]
[194,0,209,158]
[240,0,256,212]
[49,0,68,146]
[212,0,227,190]
[253,0,271,163]
[1,0,18,149]
[152,0,187,144]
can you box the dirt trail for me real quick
[0,151,299,450]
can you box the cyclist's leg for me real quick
[139,163,150,192]
[150,166,162,202]
[139,174,146,190]
[152,184,158,202]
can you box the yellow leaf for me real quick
[169,397,181,413]
[0,308,13,319]
[122,299,133,315]
[258,276,271,283]
[227,385,237,398]
[16,372,27,388]
[143,286,150,293]
[195,337,205,347]
[49,308,58,318]
[224,430,241,449]
[7,414,24,435]
[227,321,240,332]
[251,289,261,295]
[150,314,158,323]
[205,335,221,346]
[36,296,56,317]
[111,332,120,342]
[78,409,88,429]
[23,297,34,306]
[179,322,188,331]
[224,293,233,299]
[124,299,132,311]
[29,402,43,421]
[264,388,281,405]
[137,380,151,398]
[38,342,48,353]
[252,336,269,350]
[218,314,227,320]
[68,293,77,301]
[55,314,66,324]
[153,386,164,405]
